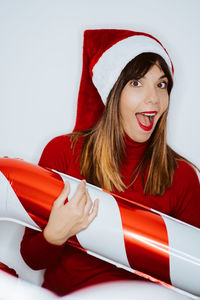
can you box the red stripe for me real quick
[103,189,152,211]
[134,269,173,290]
[118,200,171,283]
[0,158,64,228]
[103,188,171,283]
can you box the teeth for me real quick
[141,113,156,117]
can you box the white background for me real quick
[0,0,200,295]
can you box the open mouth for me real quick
[135,111,157,131]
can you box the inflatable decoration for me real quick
[0,158,200,297]
[0,271,193,300]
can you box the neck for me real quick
[124,133,149,161]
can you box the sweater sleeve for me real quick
[20,135,72,270]
[172,161,200,229]
[20,228,65,270]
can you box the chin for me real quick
[133,132,152,143]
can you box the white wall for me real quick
[0,0,199,291]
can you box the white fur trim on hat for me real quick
[92,35,172,104]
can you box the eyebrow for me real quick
[159,75,168,80]
[142,74,168,81]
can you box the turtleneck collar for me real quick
[124,133,149,161]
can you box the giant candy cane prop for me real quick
[0,158,200,296]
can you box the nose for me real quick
[144,85,158,105]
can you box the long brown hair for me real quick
[70,53,198,195]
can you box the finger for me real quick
[54,181,70,207]
[70,180,87,205]
[88,198,99,224]
[84,189,93,215]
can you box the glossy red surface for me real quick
[0,158,64,228]
[118,200,170,283]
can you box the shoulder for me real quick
[172,160,200,203]
[171,160,200,227]
[38,134,83,172]
[40,135,71,160]
[38,135,71,171]
[173,160,199,186]
[42,135,71,153]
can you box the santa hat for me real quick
[73,29,173,132]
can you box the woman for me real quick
[20,29,200,296]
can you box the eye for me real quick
[157,81,168,89]
[130,80,142,87]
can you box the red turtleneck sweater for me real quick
[20,135,200,295]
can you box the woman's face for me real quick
[119,63,169,143]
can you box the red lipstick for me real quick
[135,111,157,132]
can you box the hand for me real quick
[43,180,99,245]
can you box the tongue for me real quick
[136,113,151,127]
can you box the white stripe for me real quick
[162,215,200,296]
[92,35,172,103]
[0,171,41,231]
[57,171,131,268]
